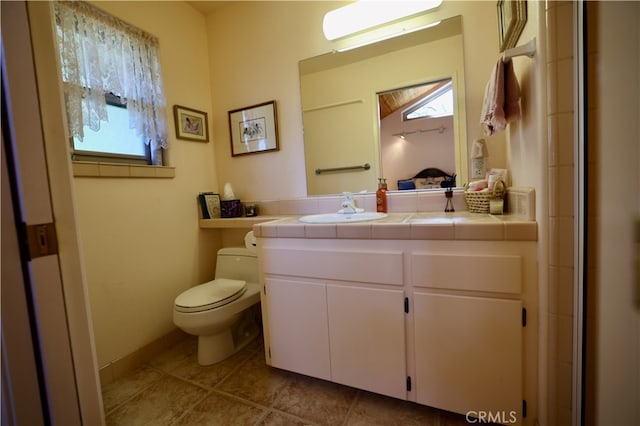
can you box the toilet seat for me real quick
[174,278,247,313]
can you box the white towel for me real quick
[480,57,521,136]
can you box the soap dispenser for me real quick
[376,178,388,213]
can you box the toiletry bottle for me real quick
[376,178,388,213]
[471,138,488,179]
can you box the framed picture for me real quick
[174,105,209,142]
[198,192,220,219]
[497,0,527,52]
[228,100,279,156]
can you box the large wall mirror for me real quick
[299,15,467,195]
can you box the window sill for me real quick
[72,161,175,178]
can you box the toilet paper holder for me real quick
[244,231,257,252]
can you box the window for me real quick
[71,94,149,163]
[54,1,168,165]
[403,79,453,121]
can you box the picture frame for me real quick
[228,100,279,156]
[174,105,209,142]
[497,0,527,52]
[198,192,221,219]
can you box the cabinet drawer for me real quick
[263,248,403,285]
[411,253,522,294]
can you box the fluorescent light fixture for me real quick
[336,21,440,52]
[323,0,443,41]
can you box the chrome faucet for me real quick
[340,192,357,213]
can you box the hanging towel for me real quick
[503,58,522,123]
[480,57,521,136]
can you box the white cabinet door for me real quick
[414,292,522,420]
[327,284,407,399]
[265,277,331,380]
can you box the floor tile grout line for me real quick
[208,387,322,425]
[163,365,231,393]
[157,339,258,393]
[263,407,324,426]
[102,358,216,422]
[102,363,170,417]
[251,408,271,426]
[341,389,364,426]
[210,387,277,412]
[169,388,215,425]
[263,372,291,410]
[212,350,257,390]
[223,388,307,424]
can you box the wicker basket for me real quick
[464,180,505,213]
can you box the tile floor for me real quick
[102,334,473,425]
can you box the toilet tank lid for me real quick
[218,247,256,257]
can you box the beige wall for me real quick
[71,1,221,367]
[205,1,514,201]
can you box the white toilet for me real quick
[173,247,260,366]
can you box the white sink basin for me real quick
[299,212,388,224]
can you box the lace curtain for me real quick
[54,0,168,152]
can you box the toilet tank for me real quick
[214,247,258,283]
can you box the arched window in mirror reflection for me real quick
[379,78,455,191]
[403,80,453,120]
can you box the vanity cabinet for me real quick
[259,238,537,424]
[266,280,407,398]
[411,253,525,417]
[261,243,407,399]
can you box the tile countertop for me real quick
[252,212,537,241]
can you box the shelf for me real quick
[199,216,281,229]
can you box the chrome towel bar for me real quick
[315,163,370,175]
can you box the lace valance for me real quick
[54,0,168,151]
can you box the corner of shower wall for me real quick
[545,1,577,425]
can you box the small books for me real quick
[198,192,221,219]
